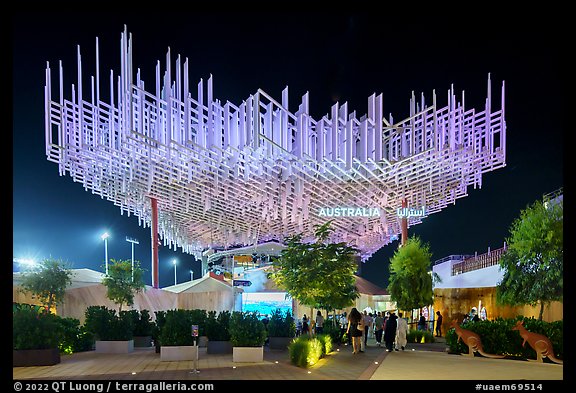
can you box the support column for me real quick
[401,198,408,246]
[150,197,159,288]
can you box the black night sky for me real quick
[11,12,564,289]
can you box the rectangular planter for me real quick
[207,340,233,354]
[160,345,198,361]
[232,346,264,362]
[95,340,134,353]
[268,336,294,350]
[133,336,152,348]
[13,348,60,367]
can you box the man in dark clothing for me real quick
[418,313,426,331]
[435,311,443,337]
[383,312,398,351]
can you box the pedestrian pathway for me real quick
[13,336,563,381]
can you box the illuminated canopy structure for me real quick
[44,28,506,268]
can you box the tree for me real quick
[268,221,360,319]
[101,259,146,313]
[18,258,72,311]
[387,236,438,311]
[496,199,563,320]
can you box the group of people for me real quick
[344,308,409,354]
[296,310,325,337]
[417,310,444,337]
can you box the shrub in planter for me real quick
[158,309,201,361]
[267,308,296,337]
[267,308,296,349]
[322,322,343,345]
[123,309,154,347]
[315,333,333,356]
[13,304,64,366]
[205,310,232,354]
[13,304,64,350]
[152,310,167,353]
[407,329,436,344]
[229,311,266,363]
[288,336,323,367]
[205,310,231,341]
[57,316,94,354]
[229,311,267,347]
[84,305,133,341]
[159,309,195,346]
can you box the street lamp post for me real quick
[126,236,139,281]
[101,232,110,275]
[190,270,193,281]
[173,259,177,286]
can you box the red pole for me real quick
[150,197,159,288]
[401,198,408,246]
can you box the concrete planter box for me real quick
[207,340,233,354]
[268,336,293,350]
[13,348,60,367]
[133,336,153,348]
[232,346,264,362]
[95,340,134,353]
[160,345,198,361]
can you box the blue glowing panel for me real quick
[241,292,292,318]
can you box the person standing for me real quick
[384,312,397,352]
[418,313,426,331]
[395,312,408,351]
[339,312,349,345]
[296,318,302,337]
[374,311,384,347]
[435,311,443,337]
[315,310,324,335]
[346,307,364,354]
[302,314,309,336]
[362,311,372,348]
[358,311,366,352]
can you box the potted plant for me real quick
[159,309,198,361]
[229,311,267,362]
[84,306,134,353]
[125,309,154,348]
[205,310,232,354]
[267,308,296,350]
[13,304,64,366]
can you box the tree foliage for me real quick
[18,258,73,311]
[387,236,438,311]
[269,221,360,313]
[101,259,146,313]
[496,199,563,320]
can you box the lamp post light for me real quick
[173,259,177,286]
[101,232,110,275]
[190,270,194,281]
[126,236,139,281]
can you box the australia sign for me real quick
[318,207,381,218]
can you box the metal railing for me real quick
[451,247,506,276]
[433,254,473,266]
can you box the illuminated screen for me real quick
[241,292,292,317]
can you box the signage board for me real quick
[233,280,252,287]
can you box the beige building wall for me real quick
[433,287,563,336]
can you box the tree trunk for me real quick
[538,301,544,321]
